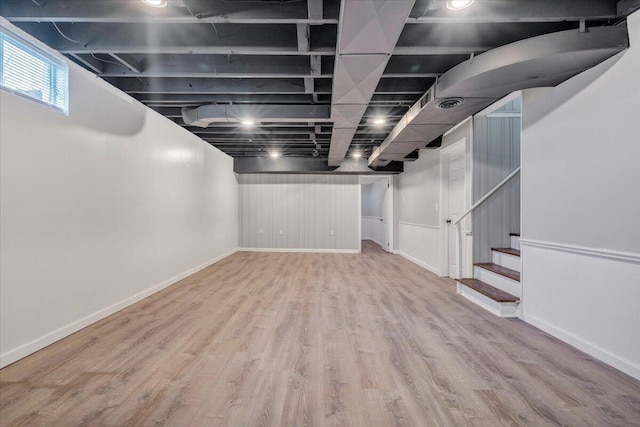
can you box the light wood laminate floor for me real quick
[1,241,639,426]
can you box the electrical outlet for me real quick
[330,230,335,236]
[279,230,283,235]
[258,228,263,234]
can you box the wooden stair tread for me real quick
[474,263,520,282]
[492,247,521,257]
[458,278,520,303]
[509,232,521,237]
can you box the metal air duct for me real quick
[369,25,629,167]
[182,104,331,127]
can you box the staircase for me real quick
[456,233,521,317]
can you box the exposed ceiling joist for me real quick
[408,0,618,23]
[296,23,310,53]
[13,22,336,56]
[0,0,339,24]
[109,53,143,73]
[97,55,316,78]
[119,78,320,94]
[4,0,632,166]
[117,77,428,95]
[233,157,402,174]
[308,0,324,22]
[68,53,103,74]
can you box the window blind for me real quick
[0,29,69,115]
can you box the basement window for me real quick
[0,29,69,115]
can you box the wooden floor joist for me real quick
[1,241,639,425]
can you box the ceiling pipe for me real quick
[182,104,331,127]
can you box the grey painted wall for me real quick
[238,174,360,250]
[472,115,521,262]
[397,151,440,226]
[362,179,386,217]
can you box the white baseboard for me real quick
[522,313,640,380]
[394,250,441,276]
[0,248,238,369]
[238,247,360,254]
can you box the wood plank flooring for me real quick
[1,241,639,426]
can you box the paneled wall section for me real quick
[472,115,521,263]
[238,174,360,251]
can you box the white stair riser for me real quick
[474,266,521,298]
[492,251,521,273]
[510,235,520,250]
[456,282,518,317]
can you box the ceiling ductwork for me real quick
[327,0,416,166]
[369,25,629,168]
[182,104,331,128]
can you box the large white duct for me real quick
[328,0,416,166]
[369,26,629,167]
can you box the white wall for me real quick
[0,21,238,367]
[238,174,360,252]
[361,179,386,245]
[395,119,473,276]
[520,11,640,379]
[396,150,442,274]
[361,180,386,217]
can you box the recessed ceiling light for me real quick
[446,0,475,10]
[241,120,255,126]
[352,152,362,159]
[270,151,281,158]
[141,0,168,8]
[372,118,386,125]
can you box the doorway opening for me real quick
[360,176,394,252]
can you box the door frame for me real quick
[440,138,468,278]
[383,176,394,253]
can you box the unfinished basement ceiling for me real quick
[2,0,638,170]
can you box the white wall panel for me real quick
[520,10,640,379]
[238,174,360,251]
[362,217,383,245]
[398,150,440,226]
[472,115,521,262]
[521,243,640,379]
[396,150,441,273]
[361,180,386,217]
[396,223,441,275]
[0,21,238,367]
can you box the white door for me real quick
[445,143,466,278]
[381,177,393,252]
